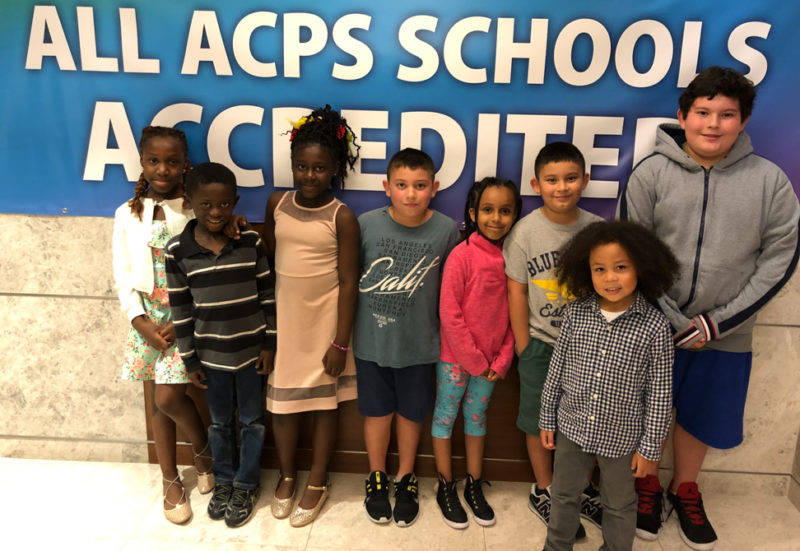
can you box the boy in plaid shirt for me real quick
[540,221,678,551]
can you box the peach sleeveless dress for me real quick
[266,191,357,413]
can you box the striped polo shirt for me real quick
[165,220,276,373]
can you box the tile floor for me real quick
[2,457,799,551]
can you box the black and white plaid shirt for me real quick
[539,293,673,460]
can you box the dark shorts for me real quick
[673,348,752,449]
[355,357,435,423]
[516,338,553,436]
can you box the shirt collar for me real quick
[586,291,649,319]
[178,219,240,256]
[465,232,503,254]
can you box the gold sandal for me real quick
[271,474,296,519]
[289,482,329,527]
[163,474,192,524]
[192,442,215,495]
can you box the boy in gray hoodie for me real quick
[618,66,799,550]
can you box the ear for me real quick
[739,115,750,131]
[233,195,240,208]
[677,108,686,129]
[530,177,541,194]
[183,193,192,209]
[469,207,476,223]
[581,173,589,190]
[382,179,391,197]
[431,180,440,197]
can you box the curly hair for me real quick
[289,105,360,188]
[128,126,191,220]
[556,221,679,302]
[463,177,521,242]
[679,66,756,121]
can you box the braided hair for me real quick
[289,105,360,188]
[128,126,191,220]
[463,177,522,242]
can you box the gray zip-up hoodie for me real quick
[618,123,800,353]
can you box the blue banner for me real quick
[2,0,799,222]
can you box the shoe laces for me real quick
[395,475,418,499]
[637,487,660,514]
[465,477,491,508]
[366,472,389,497]
[214,485,233,501]
[439,478,461,511]
[229,488,249,508]
[676,486,707,525]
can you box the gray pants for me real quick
[545,432,636,551]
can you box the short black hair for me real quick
[185,162,237,197]
[534,142,586,178]
[463,177,522,242]
[679,66,756,121]
[386,148,435,181]
[556,221,679,302]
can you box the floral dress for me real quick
[121,220,189,384]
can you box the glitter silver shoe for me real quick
[289,482,328,527]
[271,474,296,519]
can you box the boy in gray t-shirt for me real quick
[354,148,460,527]
[503,142,602,536]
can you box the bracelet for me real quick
[330,340,350,352]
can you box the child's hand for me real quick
[189,369,208,390]
[255,349,275,375]
[480,368,500,382]
[224,215,248,240]
[514,337,530,356]
[540,430,556,450]
[158,322,176,345]
[132,316,170,352]
[322,345,347,377]
[630,453,658,478]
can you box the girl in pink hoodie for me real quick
[432,177,521,530]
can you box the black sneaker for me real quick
[529,483,586,540]
[224,486,259,528]
[207,484,233,520]
[464,474,495,527]
[580,482,603,528]
[435,473,468,529]
[528,483,551,525]
[666,482,717,550]
[364,470,392,524]
[393,473,419,526]
[635,474,664,540]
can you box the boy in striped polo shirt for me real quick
[166,162,276,528]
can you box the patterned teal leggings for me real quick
[431,360,496,438]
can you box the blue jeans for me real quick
[204,366,265,490]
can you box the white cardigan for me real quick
[112,197,193,321]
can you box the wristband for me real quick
[330,340,350,352]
